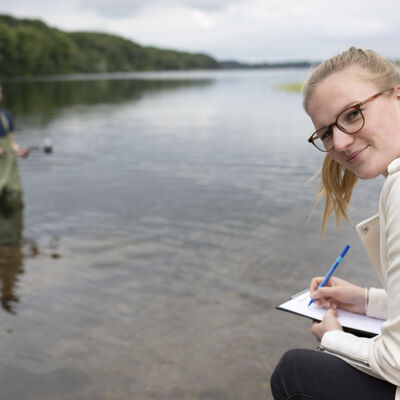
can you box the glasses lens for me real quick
[313,128,333,151]
[337,106,364,133]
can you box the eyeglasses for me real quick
[308,92,383,152]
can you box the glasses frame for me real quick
[308,92,383,152]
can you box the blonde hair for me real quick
[302,47,400,234]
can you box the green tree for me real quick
[0,14,220,78]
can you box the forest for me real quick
[0,14,220,77]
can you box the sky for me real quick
[1,0,400,63]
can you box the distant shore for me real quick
[219,60,315,70]
[0,13,315,79]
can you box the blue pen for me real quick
[308,244,351,307]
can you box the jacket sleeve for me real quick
[320,330,379,378]
[320,173,400,387]
[367,172,400,386]
[366,287,387,320]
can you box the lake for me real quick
[0,69,384,400]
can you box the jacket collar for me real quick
[387,158,400,175]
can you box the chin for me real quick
[352,168,382,180]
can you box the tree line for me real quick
[0,14,220,78]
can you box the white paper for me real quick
[278,290,383,335]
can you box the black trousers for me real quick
[270,349,396,400]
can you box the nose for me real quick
[332,125,355,151]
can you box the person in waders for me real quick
[0,84,30,314]
[0,84,29,214]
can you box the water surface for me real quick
[0,70,384,399]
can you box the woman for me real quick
[270,48,400,399]
[0,84,29,211]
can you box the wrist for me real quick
[364,287,369,314]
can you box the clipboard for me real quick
[276,289,384,338]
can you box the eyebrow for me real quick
[340,99,361,111]
[317,99,361,129]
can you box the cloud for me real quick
[1,0,400,62]
[79,0,244,18]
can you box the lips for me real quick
[346,145,369,163]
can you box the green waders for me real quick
[0,136,23,245]
[0,136,23,211]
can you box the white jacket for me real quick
[319,158,400,400]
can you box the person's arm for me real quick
[309,276,366,314]
[315,173,400,386]
[309,277,388,319]
[8,132,29,158]
[309,278,374,374]
[9,132,19,153]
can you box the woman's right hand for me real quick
[309,276,366,314]
[17,147,30,158]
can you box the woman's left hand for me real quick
[312,309,343,342]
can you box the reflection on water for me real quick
[2,77,212,125]
[0,70,384,400]
[0,199,62,315]
[0,245,23,314]
[0,204,23,314]
[0,205,43,315]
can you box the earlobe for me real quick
[394,85,400,101]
